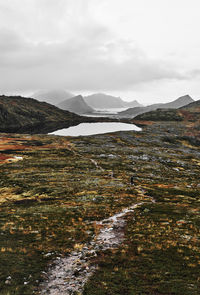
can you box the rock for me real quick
[5,280,11,285]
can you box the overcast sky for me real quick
[0,0,200,104]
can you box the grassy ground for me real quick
[0,121,199,294]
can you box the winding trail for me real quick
[90,159,104,172]
[39,190,154,295]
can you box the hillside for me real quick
[84,93,142,109]
[134,108,184,121]
[119,95,194,118]
[180,98,200,110]
[134,99,200,135]
[0,95,86,133]
[0,118,199,294]
[32,89,74,105]
[178,99,200,124]
[57,95,94,114]
[119,106,148,117]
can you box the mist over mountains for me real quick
[30,90,195,118]
[32,89,74,105]
[30,90,142,112]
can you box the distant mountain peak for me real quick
[173,94,193,102]
[58,95,94,114]
[164,94,194,109]
[118,94,194,118]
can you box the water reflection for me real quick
[50,122,141,137]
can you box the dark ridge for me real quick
[0,95,114,134]
[134,108,183,121]
[179,99,200,109]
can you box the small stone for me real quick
[5,280,11,285]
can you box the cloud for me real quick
[0,28,24,52]
[0,0,186,94]
[187,69,200,79]
[0,26,184,93]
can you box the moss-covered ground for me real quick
[0,121,199,294]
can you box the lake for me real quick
[83,108,128,117]
[50,122,141,137]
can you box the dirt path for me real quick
[90,158,104,172]
[39,191,154,295]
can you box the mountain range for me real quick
[31,90,194,119]
[32,90,142,114]
[134,98,200,124]
[0,94,199,134]
[83,93,142,109]
[119,95,194,118]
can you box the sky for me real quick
[0,0,200,104]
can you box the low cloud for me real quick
[0,10,185,94]
[0,0,199,98]
[0,28,184,93]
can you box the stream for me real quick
[39,197,154,294]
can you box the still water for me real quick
[50,122,141,137]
